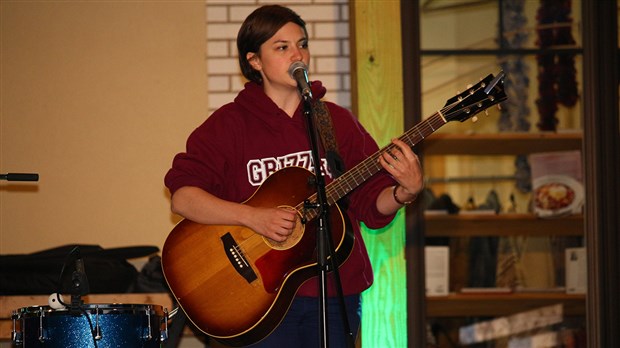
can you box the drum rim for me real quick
[16,303,165,315]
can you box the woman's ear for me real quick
[246,52,261,71]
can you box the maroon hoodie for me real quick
[165,81,397,297]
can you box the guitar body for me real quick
[161,166,354,347]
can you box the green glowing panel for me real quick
[361,210,407,347]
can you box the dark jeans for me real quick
[246,295,361,348]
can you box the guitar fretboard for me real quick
[298,112,447,222]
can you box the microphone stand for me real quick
[302,93,330,347]
[0,173,39,181]
[301,93,354,348]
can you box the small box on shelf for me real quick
[425,246,449,296]
[565,247,586,294]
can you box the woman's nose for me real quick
[290,47,303,61]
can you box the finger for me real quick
[281,219,295,230]
[392,139,414,160]
[278,207,298,220]
[384,150,400,164]
[379,155,397,174]
[274,224,292,237]
[272,233,287,242]
[379,153,395,170]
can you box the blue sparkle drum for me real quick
[12,304,168,347]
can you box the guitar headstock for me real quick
[442,71,507,123]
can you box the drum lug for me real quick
[94,304,102,340]
[11,310,23,345]
[145,305,153,341]
[38,306,47,343]
[160,308,169,342]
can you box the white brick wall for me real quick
[205,0,351,113]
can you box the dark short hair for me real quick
[237,5,307,84]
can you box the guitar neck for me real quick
[297,112,446,223]
[297,112,448,220]
[299,71,507,222]
[326,112,447,205]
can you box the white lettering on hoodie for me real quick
[246,150,332,186]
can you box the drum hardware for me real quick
[38,306,45,342]
[168,306,180,318]
[161,307,170,341]
[12,303,168,347]
[94,304,102,340]
[146,305,153,341]
[11,309,23,344]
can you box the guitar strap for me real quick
[311,99,346,178]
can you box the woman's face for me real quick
[247,22,310,94]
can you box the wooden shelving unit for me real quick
[422,133,585,318]
[427,293,585,317]
[422,132,582,155]
[425,213,584,237]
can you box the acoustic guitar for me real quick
[161,72,507,346]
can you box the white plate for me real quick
[532,175,584,217]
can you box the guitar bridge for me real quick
[220,232,258,283]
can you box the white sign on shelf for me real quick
[425,246,449,296]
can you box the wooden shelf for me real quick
[425,213,584,237]
[422,132,582,155]
[427,293,585,317]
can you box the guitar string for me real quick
[324,91,494,206]
[267,88,493,232]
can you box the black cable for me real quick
[79,306,99,348]
[52,245,99,348]
[55,245,81,297]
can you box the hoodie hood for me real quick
[233,80,328,130]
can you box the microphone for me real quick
[70,248,90,315]
[288,61,313,99]
[0,173,39,181]
[72,257,90,295]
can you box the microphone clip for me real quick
[70,253,90,315]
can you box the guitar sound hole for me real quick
[263,206,304,250]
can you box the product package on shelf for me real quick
[425,246,449,296]
[529,150,584,218]
[565,247,587,294]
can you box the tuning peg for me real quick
[472,116,479,123]
[497,104,502,110]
